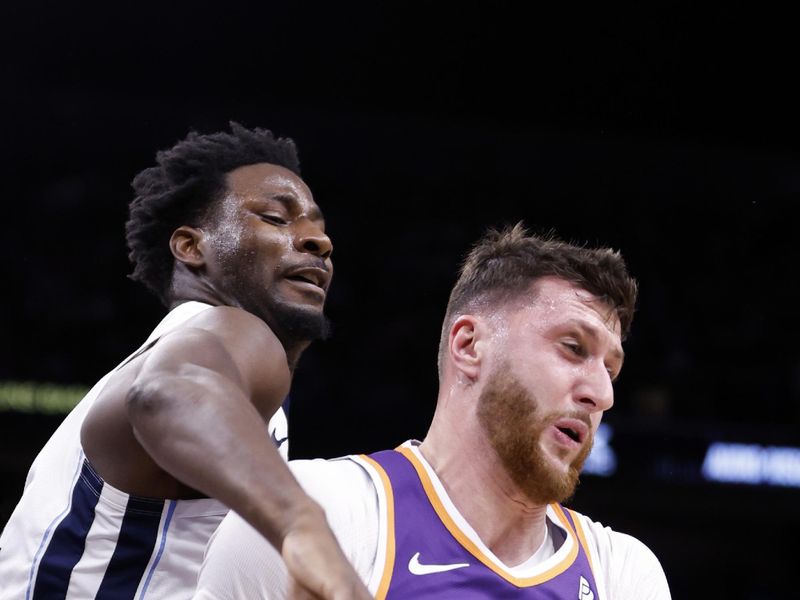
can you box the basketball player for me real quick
[0,124,371,599]
[194,224,672,599]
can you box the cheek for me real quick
[249,232,290,260]
[208,220,246,260]
[532,357,576,391]
[267,231,295,256]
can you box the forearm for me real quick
[127,373,324,549]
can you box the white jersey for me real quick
[0,302,289,600]
[195,442,670,600]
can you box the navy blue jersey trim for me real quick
[281,394,291,416]
[32,460,102,599]
[95,495,165,599]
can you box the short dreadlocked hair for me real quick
[438,223,638,374]
[125,122,301,305]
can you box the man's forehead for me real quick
[224,162,323,219]
[526,277,622,336]
[226,162,307,193]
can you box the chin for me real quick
[272,301,331,343]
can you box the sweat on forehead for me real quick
[464,276,619,326]
[526,277,622,333]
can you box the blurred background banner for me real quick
[2,4,798,598]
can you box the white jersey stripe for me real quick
[137,500,177,599]
[24,454,84,600]
[64,480,126,599]
[95,493,165,598]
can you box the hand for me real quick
[287,578,370,600]
[282,510,373,600]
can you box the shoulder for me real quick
[154,305,283,361]
[569,510,672,600]
[290,457,376,502]
[291,458,381,585]
[163,306,290,398]
[291,458,379,549]
[196,457,379,599]
[179,306,284,355]
[207,457,378,541]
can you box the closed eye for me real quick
[260,214,287,225]
[563,341,586,357]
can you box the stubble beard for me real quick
[476,363,594,505]
[212,241,332,347]
[267,296,331,344]
[230,276,332,348]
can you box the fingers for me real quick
[289,578,373,600]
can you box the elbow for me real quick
[125,378,183,451]
[125,380,164,423]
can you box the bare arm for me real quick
[126,328,307,545]
[124,310,371,599]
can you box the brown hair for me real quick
[438,223,638,371]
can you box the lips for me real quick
[284,264,331,291]
[552,418,589,445]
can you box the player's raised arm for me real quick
[122,314,372,600]
[124,316,297,544]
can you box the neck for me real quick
[170,264,233,309]
[418,395,550,566]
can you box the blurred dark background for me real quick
[1,3,798,598]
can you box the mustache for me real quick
[542,409,592,429]
[284,257,330,272]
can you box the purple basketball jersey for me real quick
[363,446,600,599]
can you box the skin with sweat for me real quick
[420,276,623,566]
[80,163,372,599]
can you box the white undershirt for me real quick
[194,454,671,600]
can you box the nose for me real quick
[575,362,615,414]
[294,219,333,260]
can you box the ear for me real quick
[169,226,206,268]
[448,315,486,382]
